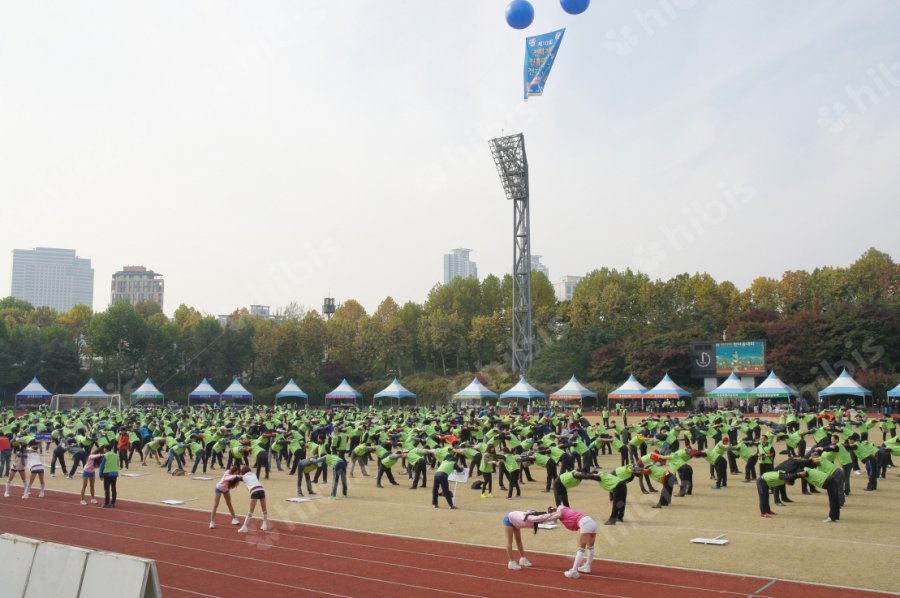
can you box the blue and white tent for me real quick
[550,376,597,405]
[325,379,362,405]
[453,377,498,402]
[74,378,108,398]
[751,371,799,399]
[130,378,164,405]
[15,377,53,409]
[275,379,309,402]
[708,373,753,398]
[188,378,220,405]
[374,378,417,406]
[888,382,900,398]
[220,378,253,404]
[643,374,693,399]
[608,374,648,400]
[499,377,547,404]
[818,369,872,407]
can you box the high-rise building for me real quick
[11,247,94,312]
[554,275,583,302]
[110,266,164,310]
[531,255,550,280]
[250,305,271,319]
[443,248,478,284]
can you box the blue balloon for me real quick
[506,0,535,30]
[560,0,590,15]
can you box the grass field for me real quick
[22,415,900,593]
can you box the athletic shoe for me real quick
[102,504,111,508]
[449,505,458,510]
[480,493,488,499]
[80,500,87,505]
[3,491,9,498]
[854,470,861,475]
[237,526,249,533]
[604,520,616,526]
[762,513,772,518]
[90,499,98,504]
[767,511,776,515]
[823,518,835,523]
[507,560,522,571]
[783,498,794,503]
[260,523,270,531]
[231,518,241,525]
[22,493,29,500]
[564,570,580,579]
[38,490,45,498]
[209,522,216,529]
[519,557,532,568]
[577,565,591,574]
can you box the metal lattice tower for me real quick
[489,133,533,374]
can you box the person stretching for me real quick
[502,508,560,570]
[556,505,599,578]
[209,466,242,529]
[237,465,270,533]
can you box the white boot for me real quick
[577,547,594,574]
[238,513,251,533]
[565,548,584,578]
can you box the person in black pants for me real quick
[50,438,69,477]
[712,438,730,489]
[67,446,87,479]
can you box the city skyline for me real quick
[1,3,898,317]
[10,247,94,312]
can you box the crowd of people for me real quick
[1,402,897,578]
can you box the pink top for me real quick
[84,453,103,474]
[216,472,240,492]
[506,510,559,529]
[556,506,585,531]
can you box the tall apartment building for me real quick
[531,255,550,280]
[110,266,164,310]
[554,275,583,302]
[443,248,478,284]
[11,247,94,312]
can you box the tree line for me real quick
[0,248,897,405]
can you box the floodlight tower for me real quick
[323,297,336,320]
[489,133,533,374]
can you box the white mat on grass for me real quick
[691,534,728,545]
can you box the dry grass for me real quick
[37,417,900,593]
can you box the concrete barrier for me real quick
[0,533,160,598]
[0,533,40,598]
[25,541,91,598]
[81,550,161,598]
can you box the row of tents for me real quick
[10,369,893,410]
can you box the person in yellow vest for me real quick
[98,445,119,508]
[803,458,841,523]
[433,444,463,509]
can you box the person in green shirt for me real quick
[479,445,498,498]
[756,469,805,518]
[98,444,119,508]
[432,445,462,509]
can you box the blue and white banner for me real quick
[524,28,566,100]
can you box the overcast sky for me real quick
[2,1,898,316]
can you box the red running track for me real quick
[0,490,891,598]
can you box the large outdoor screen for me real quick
[715,341,766,375]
